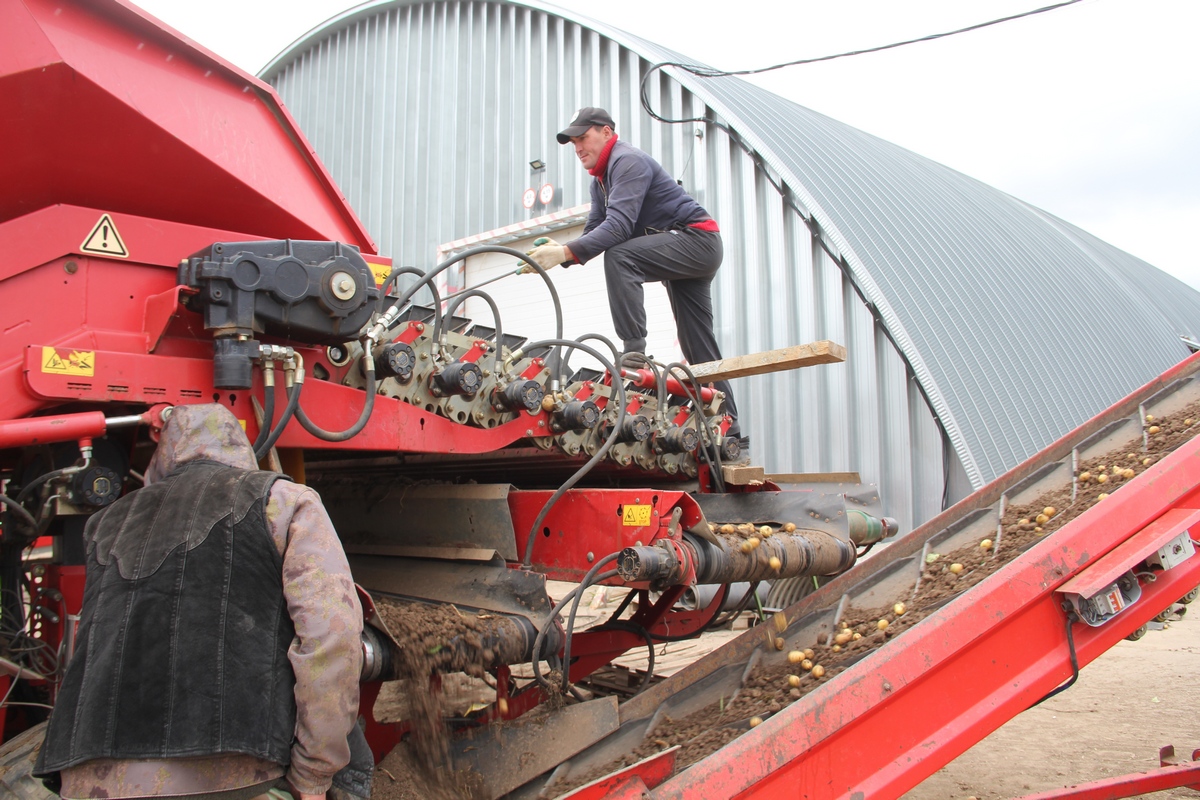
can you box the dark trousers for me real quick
[603,227,739,436]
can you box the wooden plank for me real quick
[768,472,862,485]
[684,341,846,382]
[722,464,766,486]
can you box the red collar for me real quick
[589,134,619,177]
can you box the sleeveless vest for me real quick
[36,460,294,776]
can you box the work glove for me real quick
[521,238,569,274]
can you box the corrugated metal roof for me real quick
[261,0,1200,531]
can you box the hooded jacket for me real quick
[38,404,362,798]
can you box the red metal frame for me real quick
[622,436,1200,799]
[1011,745,1200,799]
[4,0,375,249]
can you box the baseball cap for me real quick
[557,107,616,144]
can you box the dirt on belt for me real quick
[557,404,1200,793]
[369,598,495,800]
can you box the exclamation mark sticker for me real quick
[81,213,129,258]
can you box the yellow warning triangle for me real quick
[80,213,129,258]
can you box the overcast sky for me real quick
[135,0,1200,290]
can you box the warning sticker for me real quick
[80,213,129,258]
[367,261,391,287]
[622,505,653,527]
[41,347,95,377]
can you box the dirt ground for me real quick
[904,608,1200,799]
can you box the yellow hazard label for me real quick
[80,213,129,258]
[367,261,391,287]
[622,505,653,527]
[41,347,95,377]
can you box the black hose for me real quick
[667,361,726,493]
[529,563,620,693]
[294,359,376,442]
[519,339,627,567]
[561,553,624,692]
[16,468,73,508]
[0,493,38,535]
[594,620,656,693]
[560,333,621,381]
[254,380,302,461]
[377,266,440,314]
[440,288,505,372]
[252,375,276,453]
[379,247,564,381]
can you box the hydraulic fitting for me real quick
[493,379,545,413]
[430,360,483,397]
[656,425,700,454]
[375,342,416,382]
[550,399,600,433]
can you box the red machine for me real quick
[4,2,1199,799]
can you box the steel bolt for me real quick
[586,552,595,563]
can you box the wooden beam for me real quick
[721,464,766,486]
[683,341,846,383]
[768,472,862,485]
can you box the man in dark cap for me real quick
[526,107,741,445]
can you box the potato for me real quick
[788,674,802,688]
[750,716,763,727]
[788,650,804,664]
[782,522,797,533]
[1043,506,1056,517]
[979,539,993,551]
[949,563,964,574]
[801,659,813,671]
[876,619,890,631]
[811,664,825,678]
[1148,425,1161,434]
[769,556,782,572]
[893,602,906,616]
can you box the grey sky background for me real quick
[135,0,1200,290]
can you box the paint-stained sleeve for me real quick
[267,482,363,795]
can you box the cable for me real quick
[519,338,628,567]
[640,0,1087,129]
[1033,607,1080,706]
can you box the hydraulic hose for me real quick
[667,361,726,493]
[295,355,376,443]
[439,288,505,372]
[561,553,625,692]
[519,339,627,568]
[375,247,565,382]
[0,493,38,535]
[530,558,620,693]
[251,368,276,453]
[254,379,302,460]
